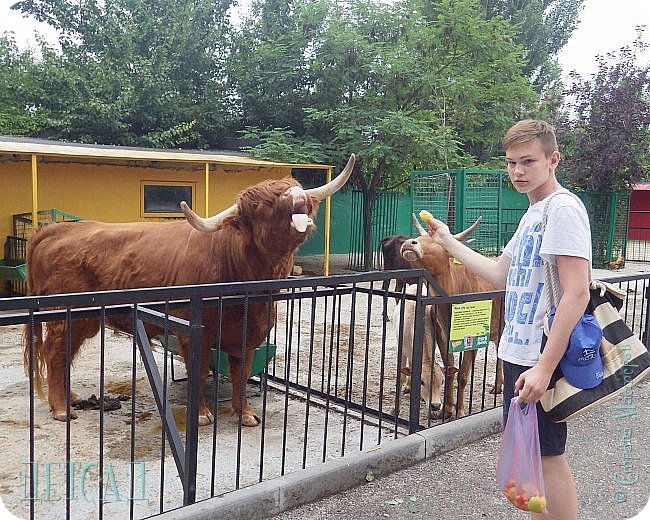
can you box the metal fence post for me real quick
[407,279,425,434]
[183,296,203,505]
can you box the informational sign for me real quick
[449,300,492,353]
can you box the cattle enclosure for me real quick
[0,270,648,519]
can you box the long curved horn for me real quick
[305,153,355,200]
[180,201,237,232]
[453,216,482,241]
[412,213,427,236]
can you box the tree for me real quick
[239,126,329,164]
[11,0,235,147]
[229,0,329,133]
[0,34,49,135]
[413,0,539,163]
[235,0,539,268]
[302,0,537,267]
[479,0,585,90]
[558,29,650,192]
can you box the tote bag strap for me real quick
[541,190,591,312]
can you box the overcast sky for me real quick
[1,0,648,82]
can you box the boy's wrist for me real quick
[535,356,559,376]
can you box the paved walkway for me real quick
[266,381,650,520]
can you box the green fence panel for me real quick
[411,169,504,256]
[576,191,630,267]
[294,167,632,269]
[410,171,629,266]
[297,190,354,256]
[347,190,402,270]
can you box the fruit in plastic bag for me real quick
[503,481,517,503]
[497,398,547,513]
[527,495,547,513]
[501,480,547,512]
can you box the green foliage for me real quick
[0,35,50,135]
[229,0,329,133]
[239,126,329,164]
[11,0,234,147]
[479,0,584,89]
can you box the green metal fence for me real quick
[579,192,630,267]
[347,190,402,270]
[12,208,82,238]
[411,169,505,256]
[2,209,83,296]
[410,170,630,266]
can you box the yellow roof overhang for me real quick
[0,137,330,170]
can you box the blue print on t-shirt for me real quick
[509,223,542,287]
[504,219,544,345]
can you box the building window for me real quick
[141,182,194,217]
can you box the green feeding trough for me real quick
[0,260,27,282]
[154,334,277,380]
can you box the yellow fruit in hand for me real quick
[419,210,434,224]
[527,495,547,513]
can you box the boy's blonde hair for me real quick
[502,119,558,157]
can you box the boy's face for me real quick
[505,139,560,204]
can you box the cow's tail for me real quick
[378,236,390,268]
[22,225,47,399]
[23,318,47,400]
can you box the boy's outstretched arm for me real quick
[425,216,510,289]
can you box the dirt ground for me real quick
[0,277,502,519]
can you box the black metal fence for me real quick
[0,270,648,519]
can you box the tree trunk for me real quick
[362,188,376,271]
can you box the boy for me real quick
[424,119,591,519]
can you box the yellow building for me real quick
[0,136,337,292]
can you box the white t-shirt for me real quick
[497,189,592,366]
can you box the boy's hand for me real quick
[514,365,554,404]
[423,214,453,246]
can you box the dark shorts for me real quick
[502,361,567,457]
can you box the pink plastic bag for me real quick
[496,397,547,513]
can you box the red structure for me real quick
[630,184,650,241]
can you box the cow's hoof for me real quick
[441,407,455,420]
[488,385,503,395]
[198,412,214,426]
[53,410,78,421]
[241,414,261,427]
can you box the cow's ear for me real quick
[400,367,412,376]
[445,366,459,375]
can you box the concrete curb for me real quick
[158,408,503,520]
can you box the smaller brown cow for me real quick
[400,215,503,418]
[391,283,457,416]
